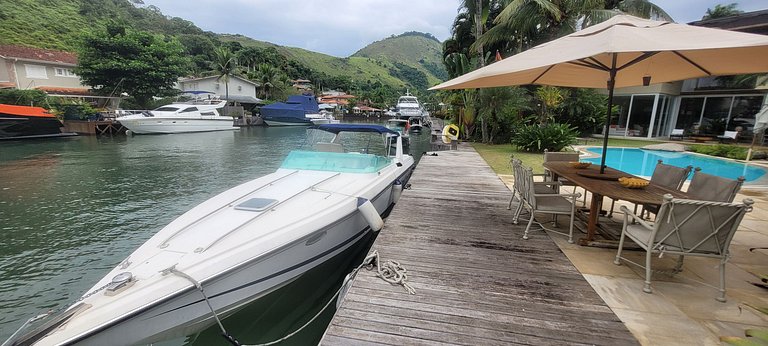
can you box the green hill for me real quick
[353,32,448,84]
[0,0,446,97]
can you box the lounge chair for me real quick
[669,128,684,140]
[717,130,739,143]
[686,168,745,203]
[614,194,754,302]
[515,163,581,243]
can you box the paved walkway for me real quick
[497,165,768,345]
[322,148,638,345]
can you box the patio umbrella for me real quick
[430,15,768,173]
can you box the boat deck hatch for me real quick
[235,198,278,212]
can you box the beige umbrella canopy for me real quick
[431,15,768,172]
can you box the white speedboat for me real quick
[117,100,236,134]
[6,124,414,346]
[306,110,339,125]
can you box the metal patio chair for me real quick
[609,160,692,218]
[614,194,753,302]
[507,156,556,211]
[686,168,745,203]
[515,164,581,243]
[543,149,587,205]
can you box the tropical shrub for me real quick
[0,89,48,106]
[688,144,748,160]
[558,88,608,136]
[511,123,578,152]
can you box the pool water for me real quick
[583,147,767,183]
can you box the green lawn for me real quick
[472,137,665,175]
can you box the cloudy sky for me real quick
[142,0,767,57]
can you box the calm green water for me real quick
[0,123,432,345]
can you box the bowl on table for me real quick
[569,161,592,169]
[618,177,650,189]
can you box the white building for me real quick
[177,75,262,104]
[605,10,768,142]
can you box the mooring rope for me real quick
[167,251,413,346]
[365,250,416,295]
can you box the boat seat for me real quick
[314,142,344,153]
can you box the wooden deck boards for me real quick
[321,148,638,345]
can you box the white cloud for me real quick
[143,0,459,57]
[142,0,767,57]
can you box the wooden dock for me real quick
[322,146,638,345]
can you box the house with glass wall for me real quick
[606,9,768,143]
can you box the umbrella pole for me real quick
[600,54,618,174]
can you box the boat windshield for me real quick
[280,150,391,173]
[154,106,181,112]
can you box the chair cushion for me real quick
[534,195,574,213]
[534,185,557,194]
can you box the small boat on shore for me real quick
[0,104,74,139]
[261,94,324,126]
[4,124,414,346]
[116,100,235,134]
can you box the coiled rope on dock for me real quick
[174,250,414,346]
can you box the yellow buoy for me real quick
[442,124,459,144]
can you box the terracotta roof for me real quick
[0,45,78,65]
[35,86,91,95]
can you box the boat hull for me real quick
[21,165,414,346]
[117,117,237,134]
[71,214,376,346]
[0,114,63,138]
[263,117,313,126]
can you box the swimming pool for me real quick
[582,147,767,183]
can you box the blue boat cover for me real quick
[313,124,400,136]
[260,94,319,121]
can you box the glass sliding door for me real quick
[676,98,704,134]
[701,96,732,135]
[626,95,655,137]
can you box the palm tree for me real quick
[211,47,237,102]
[702,3,742,20]
[474,0,672,55]
[252,63,282,100]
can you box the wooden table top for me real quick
[544,161,689,205]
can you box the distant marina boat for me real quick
[394,92,425,120]
[261,94,331,126]
[4,124,414,346]
[116,100,236,135]
[386,118,410,148]
[0,104,72,139]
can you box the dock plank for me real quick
[322,148,638,345]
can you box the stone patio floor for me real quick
[497,174,768,345]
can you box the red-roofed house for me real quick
[0,45,90,95]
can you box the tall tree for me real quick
[75,23,188,108]
[702,3,742,20]
[251,63,284,100]
[211,46,237,102]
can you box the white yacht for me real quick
[117,100,236,134]
[5,124,414,346]
[394,92,425,120]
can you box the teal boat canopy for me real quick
[280,150,392,173]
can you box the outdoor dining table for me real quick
[543,161,690,245]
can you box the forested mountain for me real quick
[0,0,446,101]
